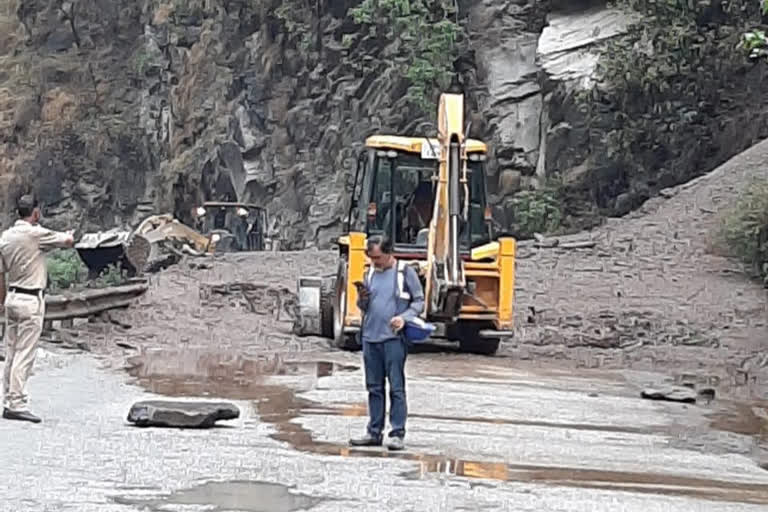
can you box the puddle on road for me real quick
[115,480,322,512]
[709,400,768,441]
[125,348,768,506]
[125,348,357,399]
[262,398,768,506]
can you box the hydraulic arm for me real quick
[424,93,468,321]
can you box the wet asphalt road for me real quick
[1,347,768,512]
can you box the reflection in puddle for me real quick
[417,459,510,480]
[398,458,768,505]
[114,480,322,512]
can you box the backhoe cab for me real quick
[294,93,516,355]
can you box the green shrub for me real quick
[349,0,461,113]
[740,1,768,58]
[717,179,768,282]
[511,184,564,239]
[46,250,126,291]
[93,264,125,288]
[46,249,88,291]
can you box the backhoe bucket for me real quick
[75,231,151,278]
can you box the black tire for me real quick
[457,322,501,356]
[332,258,361,351]
[319,277,335,339]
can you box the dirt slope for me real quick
[514,138,768,393]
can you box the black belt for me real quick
[9,286,43,297]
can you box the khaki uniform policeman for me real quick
[0,195,73,423]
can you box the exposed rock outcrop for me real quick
[469,0,641,231]
[537,0,768,227]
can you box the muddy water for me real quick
[124,347,360,454]
[125,347,356,399]
[125,348,768,506]
[709,400,768,441]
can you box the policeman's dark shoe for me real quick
[387,437,405,451]
[2,408,41,423]
[349,434,382,447]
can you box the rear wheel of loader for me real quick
[458,322,501,356]
[332,259,360,351]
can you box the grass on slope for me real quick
[717,178,768,284]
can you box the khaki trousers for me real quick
[2,291,44,412]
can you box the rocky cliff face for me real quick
[0,0,766,247]
[468,0,641,231]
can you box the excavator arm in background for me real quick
[424,93,468,322]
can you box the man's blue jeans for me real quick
[362,337,408,440]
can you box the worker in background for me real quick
[350,235,424,451]
[405,181,433,244]
[0,194,74,423]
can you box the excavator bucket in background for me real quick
[75,230,151,279]
[75,214,217,278]
[77,203,273,277]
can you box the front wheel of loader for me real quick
[458,322,501,356]
[319,277,335,339]
[332,259,360,351]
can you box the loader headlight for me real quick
[195,206,206,217]
[212,233,221,243]
[236,207,248,217]
[468,153,487,162]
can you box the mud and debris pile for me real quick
[61,140,768,415]
[199,282,299,321]
[525,309,720,350]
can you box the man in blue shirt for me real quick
[350,235,424,451]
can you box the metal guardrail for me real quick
[0,283,148,324]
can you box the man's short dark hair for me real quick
[367,234,393,254]
[17,194,39,218]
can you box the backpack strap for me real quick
[396,260,411,301]
[366,261,412,301]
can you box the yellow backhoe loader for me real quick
[294,93,516,355]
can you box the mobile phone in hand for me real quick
[354,281,368,294]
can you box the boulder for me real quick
[127,400,240,428]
